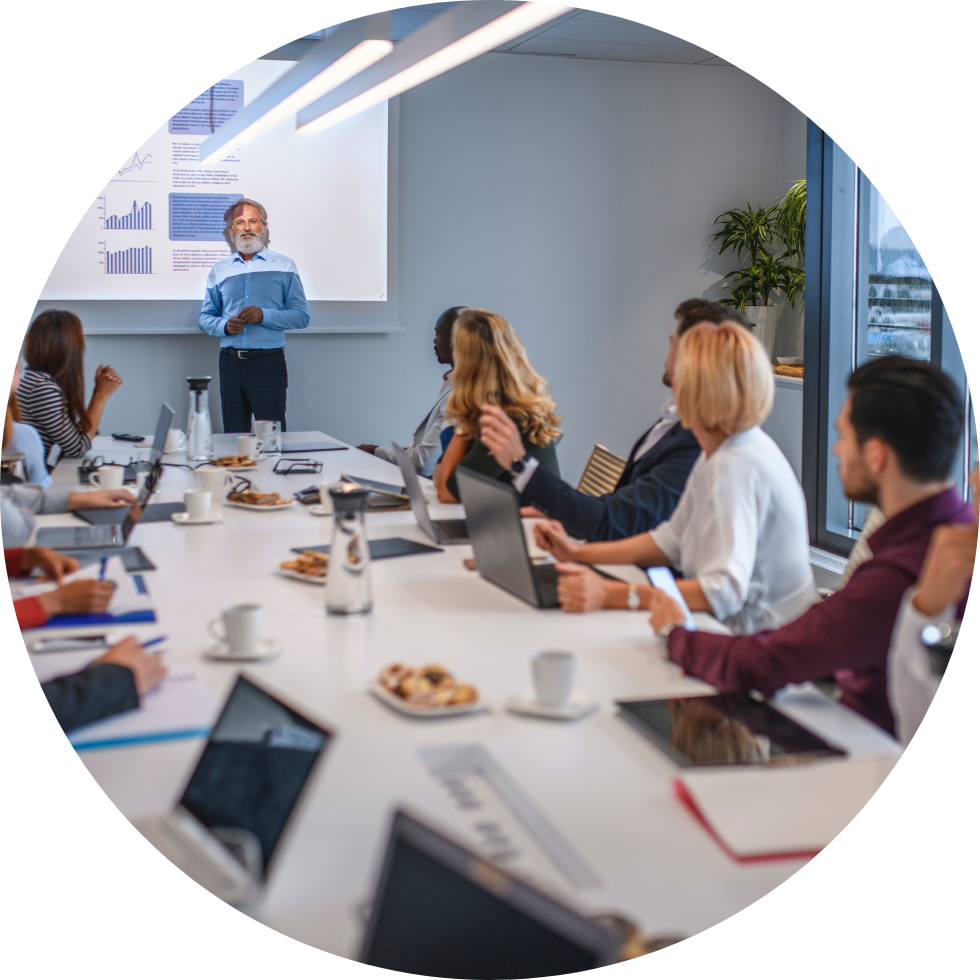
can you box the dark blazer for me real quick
[42,663,138,734]
[519,420,700,541]
[445,431,560,501]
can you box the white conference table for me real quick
[36,430,901,958]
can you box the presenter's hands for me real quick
[94,364,123,399]
[912,520,978,617]
[36,579,116,618]
[95,635,167,697]
[68,489,136,510]
[225,317,245,335]
[239,305,264,324]
[534,520,583,562]
[554,563,612,613]
[19,547,79,583]
[649,588,686,634]
[478,405,525,470]
[357,444,380,455]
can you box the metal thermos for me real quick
[325,484,373,615]
[186,376,213,461]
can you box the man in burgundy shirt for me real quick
[649,357,973,736]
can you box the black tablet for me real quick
[291,537,443,561]
[617,693,846,767]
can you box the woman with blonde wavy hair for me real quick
[434,308,562,503]
[534,320,817,634]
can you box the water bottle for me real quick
[186,376,213,462]
[325,484,373,615]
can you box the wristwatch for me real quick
[626,584,641,610]
[509,455,531,477]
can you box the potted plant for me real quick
[712,186,805,360]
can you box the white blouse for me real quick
[650,427,818,634]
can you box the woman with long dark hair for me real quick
[17,310,123,465]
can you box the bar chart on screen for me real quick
[100,243,153,275]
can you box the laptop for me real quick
[36,459,163,550]
[135,675,332,910]
[360,810,621,978]
[77,402,174,485]
[391,443,469,544]
[455,466,563,607]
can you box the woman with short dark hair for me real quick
[17,310,123,466]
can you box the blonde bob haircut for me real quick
[446,308,562,447]
[674,321,774,435]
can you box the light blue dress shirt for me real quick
[199,247,310,349]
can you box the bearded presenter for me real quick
[198,199,309,432]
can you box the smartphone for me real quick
[112,433,146,442]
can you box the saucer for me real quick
[505,695,598,721]
[203,637,281,662]
[171,511,224,525]
[308,503,332,516]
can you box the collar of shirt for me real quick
[868,486,972,570]
[633,398,681,461]
[232,247,269,266]
[440,369,453,392]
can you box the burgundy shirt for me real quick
[667,488,973,735]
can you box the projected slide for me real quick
[41,60,388,302]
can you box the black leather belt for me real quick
[221,347,284,360]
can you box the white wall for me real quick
[74,53,805,479]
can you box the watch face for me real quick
[511,459,525,473]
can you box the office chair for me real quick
[576,444,627,497]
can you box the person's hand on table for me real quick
[18,547,79,583]
[478,404,525,470]
[36,580,116,618]
[911,521,978,617]
[649,588,686,635]
[94,635,166,696]
[238,305,264,324]
[554,563,612,613]
[357,444,380,455]
[68,488,136,510]
[225,317,245,336]
[93,364,123,399]
[534,519,583,562]
[519,506,547,519]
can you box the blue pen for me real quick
[141,636,167,649]
[98,557,109,580]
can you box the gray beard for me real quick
[235,231,267,254]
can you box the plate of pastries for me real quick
[278,550,328,583]
[225,489,294,510]
[371,663,484,717]
[213,454,262,470]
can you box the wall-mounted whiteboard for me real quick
[40,59,388,302]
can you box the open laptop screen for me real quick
[179,676,331,875]
[361,811,619,978]
[150,402,175,463]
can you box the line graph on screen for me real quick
[117,152,153,176]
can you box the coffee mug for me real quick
[532,651,576,708]
[90,464,126,490]
[165,429,186,453]
[208,604,263,655]
[184,489,212,521]
[237,434,264,458]
[196,466,233,497]
[253,420,282,456]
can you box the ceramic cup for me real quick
[253,420,282,456]
[208,603,263,655]
[184,489,212,521]
[237,434,264,458]
[165,429,186,453]
[196,466,234,497]
[531,651,576,708]
[90,464,126,490]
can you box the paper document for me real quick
[646,567,696,630]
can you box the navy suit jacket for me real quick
[518,420,701,541]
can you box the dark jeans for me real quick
[219,347,288,433]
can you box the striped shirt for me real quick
[17,368,91,465]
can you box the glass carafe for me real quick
[325,484,373,615]
[186,376,213,461]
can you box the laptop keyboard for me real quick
[435,519,469,541]
[533,563,561,608]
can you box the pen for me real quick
[141,636,167,649]
[98,557,109,580]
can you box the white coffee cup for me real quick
[90,464,125,490]
[237,434,264,458]
[184,489,212,521]
[532,651,576,708]
[197,466,233,497]
[253,420,282,456]
[165,429,186,453]
[208,603,263,655]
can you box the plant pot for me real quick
[743,305,780,361]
